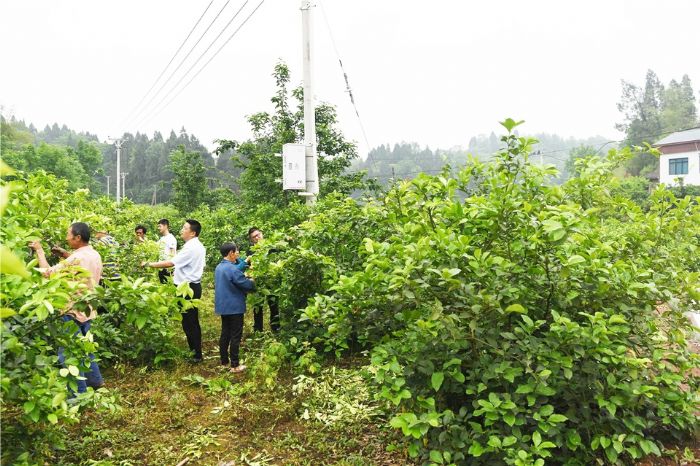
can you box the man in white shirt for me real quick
[143,219,206,362]
[156,218,178,284]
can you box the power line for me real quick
[124,0,235,131]
[318,0,375,170]
[132,0,251,129]
[135,0,267,129]
[116,0,215,133]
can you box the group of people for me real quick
[29,219,275,393]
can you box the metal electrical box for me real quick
[282,143,306,190]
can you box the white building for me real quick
[655,127,700,186]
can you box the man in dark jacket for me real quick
[215,242,255,373]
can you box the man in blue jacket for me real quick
[215,242,255,373]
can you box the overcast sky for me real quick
[1,0,699,155]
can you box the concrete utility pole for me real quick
[121,172,128,202]
[105,175,110,197]
[109,139,123,204]
[301,0,319,205]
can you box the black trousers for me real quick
[253,295,279,332]
[180,282,202,360]
[158,269,172,284]
[219,314,244,367]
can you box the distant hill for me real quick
[351,132,613,184]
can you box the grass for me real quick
[45,286,409,466]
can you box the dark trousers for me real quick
[253,296,279,332]
[181,282,202,360]
[158,269,172,284]
[219,314,244,367]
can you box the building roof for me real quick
[655,127,700,146]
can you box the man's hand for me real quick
[29,241,51,270]
[50,245,68,258]
[28,240,43,252]
[140,261,148,268]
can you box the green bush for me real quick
[290,121,699,465]
[0,169,188,463]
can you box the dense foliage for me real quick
[251,120,700,465]
[0,168,193,463]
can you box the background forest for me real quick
[2,68,698,207]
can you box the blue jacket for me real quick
[214,259,255,315]
[234,257,249,272]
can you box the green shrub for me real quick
[293,120,700,465]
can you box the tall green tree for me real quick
[216,62,368,208]
[616,70,698,175]
[661,75,698,130]
[169,145,206,213]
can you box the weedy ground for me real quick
[51,288,409,466]
[41,291,700,466]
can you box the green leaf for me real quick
[608,314,627,325]
[59,368,70,377]
[431,372,445,391]
[505,303,526,314]
[548,414,568,424]
[640,439,661,456]
[605,446,618,463]
[503,413,516,426]
[0,160,15,176]
[500,118,525,132]
[502,436,517,447]
[68,365,80,377]
[515,384,533,394]
[135,315,147,330]
[532,431,542,447]
[429,450,443,464]
[542,219,566,241]
[0,246,29,278]
[539,405,554,417]
[47,413,58,424]
[52,392,66,407]
[390,417,405,430]
[0,307,16,319]
[566,255,585,266]
[567,430,581,448]
[23,401,35,413]
[468,441,484,457]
